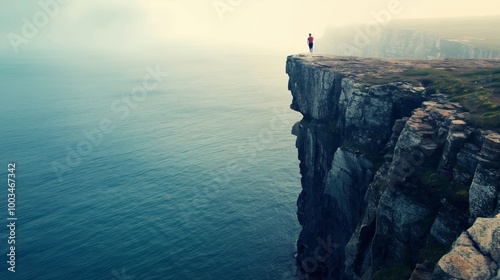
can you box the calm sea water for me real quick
[0,47,302,280]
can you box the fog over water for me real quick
[1,0,500,55]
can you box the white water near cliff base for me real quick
[0,47,302,280]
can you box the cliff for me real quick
[286,54,500,279]
[373,30,500,59]
[318,15,500,59]
[320,29,500,59]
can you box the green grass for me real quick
[418,236,452,267]
[361,67,500,132]
[403,69,450,77]
[373,263,413,280]
[418,171,470,212]
[341,142,385,171]
[412,69,500,132]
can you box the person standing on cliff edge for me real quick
[307,33,314,53]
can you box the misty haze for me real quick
[1,1,499,280]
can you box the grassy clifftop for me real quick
[364,67,500,132]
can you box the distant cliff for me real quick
[286,54,500,279]
[319,28,500,59]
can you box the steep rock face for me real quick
[347,100,474,279]
[287,55,428,279]
[469,134,500,222]
[286,54,500,280]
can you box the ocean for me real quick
[0,46,302,280]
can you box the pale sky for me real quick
[1,0,500,54]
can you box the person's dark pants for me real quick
[308,43,314,53]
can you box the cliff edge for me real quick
[286,54,500,280]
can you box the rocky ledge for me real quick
[286,54,500,279]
